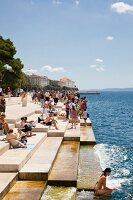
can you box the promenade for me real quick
[0,96,101,200]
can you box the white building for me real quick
[29,75,49,87]
[59,77,75,88]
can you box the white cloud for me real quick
[111,2,133,14]
[75,0,80,6]
[24,69,38,75]
[106,36,114,41]
[89,65,97,68]
[42,65,66,73]
[96,58,103,63]
[52,0,62,5]
[96,67,105,72]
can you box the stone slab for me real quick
[80,127,96,145]
[48,141,80,186]
[64,123,80,141]
[19,137,63,180]
[3,181,46,200]
[80,118,92,126]
[32,123,49,132]
[6,102,41,123]
[47,120,69,137]
[15,113,41,128]
[77,145,102,190]
[0,133,47,172]
[0,173,18,199]
[0,141,9,156]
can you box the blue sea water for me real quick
[84,92,133,200]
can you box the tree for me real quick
[0,35,24,91]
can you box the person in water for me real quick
[94,168,117,196]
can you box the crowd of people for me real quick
[0,89,118,197]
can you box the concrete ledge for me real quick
[47,120,69,137]
[80,118,92,126]
[19,137,63,180]
[64,123,80,141]
[80,127,96,145]
[0,141,9,156]
[32,123,49,132]
[77,145,101,190]
[48,141,79,187]
[0,173,18,199]
[0,133,47,172]
[3,181,47,200]
[15,113,41,128]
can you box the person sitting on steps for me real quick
[6,129,27,148]
[94,168,117,196]
[38,113,58,130]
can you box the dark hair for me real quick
[102,168,111,176]
[8,129,13,134]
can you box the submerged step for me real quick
[19,137,63,180]
[80,127,96,145]
[41,186,76,200]
[0,133,47,172]
[48,141,80,187]
[0,173,18,199]
[3,181,46,200]
[77,145,101,190]
[64,123,80,141]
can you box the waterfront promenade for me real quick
[0,96,101,200]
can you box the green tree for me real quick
[0,35,24,91]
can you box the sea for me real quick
[80,92,133,200]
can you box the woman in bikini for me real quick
[94,168,117,196]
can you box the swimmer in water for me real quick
[94,168,117,196]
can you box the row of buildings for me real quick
[29,75,76,89]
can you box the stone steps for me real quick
[0,173,18,199]
[64,123,80,141]
[80,118,92,126]
[80,127,96,145]
[0,133,47,172]
[47,120,69,137]
[48,141,80,187]
[0,141,9,156]
[32,123,49,132]
[3,181,47,200]
[19,137,63,180]
[77,145,101,190]
[15,113,41,128]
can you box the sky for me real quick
[0,0,133,90]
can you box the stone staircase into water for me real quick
[0,100,101,200]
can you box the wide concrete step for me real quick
[48,141,80,186]
[0,141,9,156]
[6,103,41,123]
[41,186,76,200]
[48,120,69,137]
[77,145,101,190]
[15,113,41,128]
[32,123,49,132]
[8,124,15,129]
[0,133,47,172]
[64,123,80,141]
[3,181,47,200]
[80,127,96,145]
[19,137,63,180]
[80,118,92,126]
[0,173,18,199]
